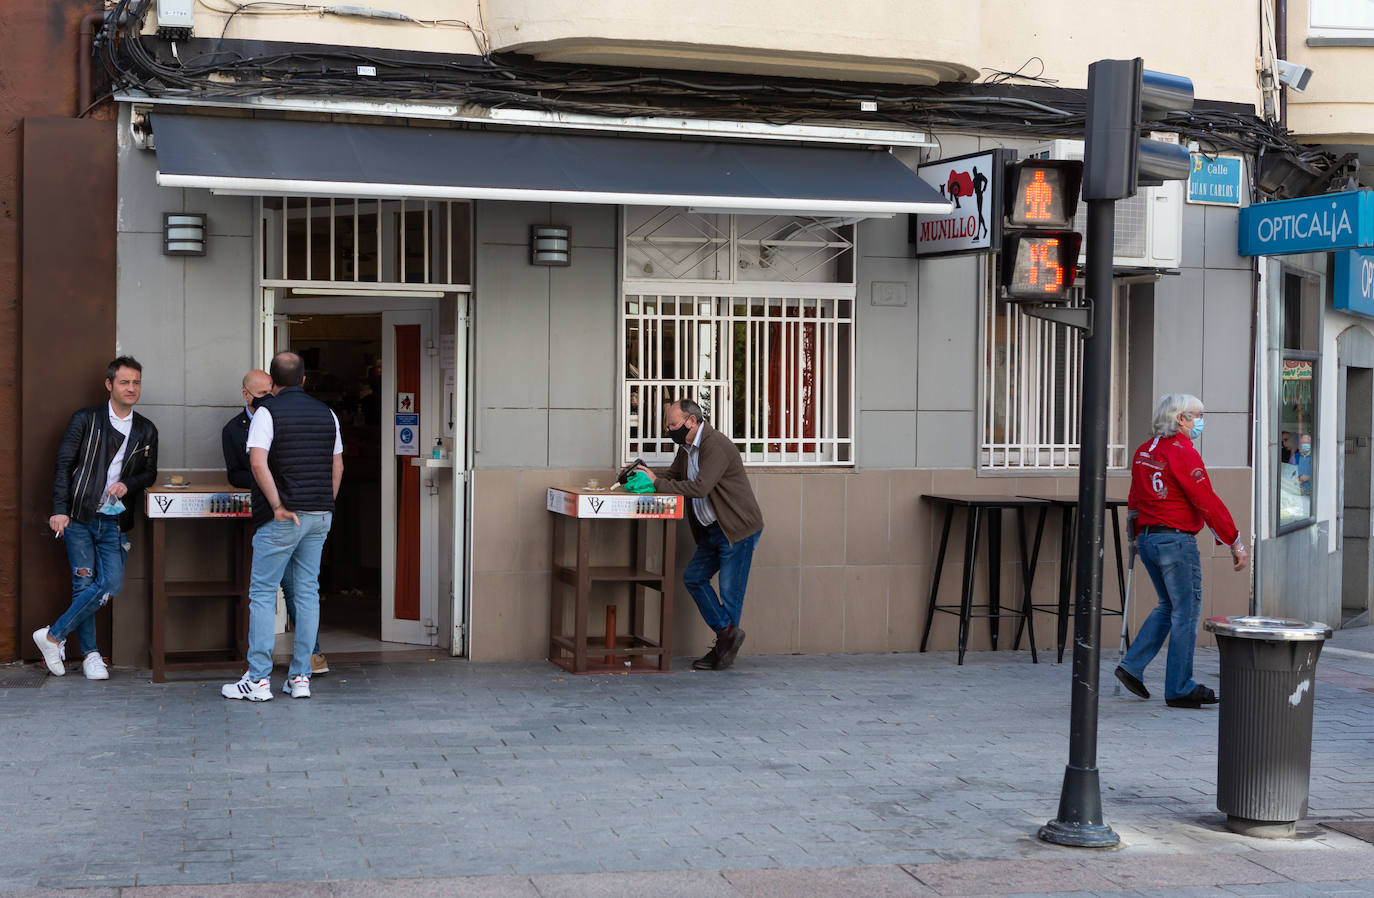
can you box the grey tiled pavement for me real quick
[2,625,1373,897]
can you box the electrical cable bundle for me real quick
[90,0,1342,183]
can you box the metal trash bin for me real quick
[1203,615,1332,838]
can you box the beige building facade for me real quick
[15,0,1285,667]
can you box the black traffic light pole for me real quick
[1039,57,1191,850]
[1038,191,1119,849]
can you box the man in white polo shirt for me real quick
[223,352,343,701]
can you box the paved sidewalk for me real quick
[2,626,1373,897]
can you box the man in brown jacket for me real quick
[635,399,764,670]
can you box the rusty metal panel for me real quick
[20,116,117,661]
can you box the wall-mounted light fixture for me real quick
[163,213,207,256]
[530,225,571,266]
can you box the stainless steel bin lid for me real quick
[1204,616,1332,641]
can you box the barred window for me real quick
[981,271,1128,470]
[622,208,855,465]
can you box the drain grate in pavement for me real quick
[0,668,47,689]
[1320,820,1374,844]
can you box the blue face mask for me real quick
[1300,442,1311,455]
[1188,417,1205,440]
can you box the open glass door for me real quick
[381,307,439,644]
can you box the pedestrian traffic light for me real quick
[1083,58,1193,201]
[999,159,1083,301]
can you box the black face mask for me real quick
[667,421,691,446]
[251,393,271,410]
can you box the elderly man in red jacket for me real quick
[1114,393,1248,709]
[635,399,764,671]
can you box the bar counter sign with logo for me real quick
[546,487,683,519]
[146,489,253,518]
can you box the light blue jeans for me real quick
[280,568,322,656]
[1119,531,1203,701]
[683,525,761,633]
[247,513,332,680]
[51,514,128,656]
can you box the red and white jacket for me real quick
[1128,432,1240,547]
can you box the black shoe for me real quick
[1165,684,1219,709]
[713,628,746,670]
[691,644,721,670]
[1114,666,1150,700]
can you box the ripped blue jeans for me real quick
[50,514,128,656]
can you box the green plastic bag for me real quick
[622,470,656,493]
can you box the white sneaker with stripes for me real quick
[281,674,311,699]
[221,672,272,701]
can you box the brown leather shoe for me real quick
[713,628,746,670]
[691,643,721,670]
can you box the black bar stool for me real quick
[920,494,1049,665]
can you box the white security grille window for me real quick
[260,197,471,289]
[623,208,855,465]
[981,271,1128,470]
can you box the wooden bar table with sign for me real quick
[547,486,682,674]
[145,472,253,683]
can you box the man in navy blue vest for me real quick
[223,352,343,701]
[221,368,329,676]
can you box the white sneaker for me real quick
[82,652,109,680]
[221,672,272,701]
[281,674,311,699]
[32,627,66,676]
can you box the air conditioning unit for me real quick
[1025,139,1183,270]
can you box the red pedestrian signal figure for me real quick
[1023,169,1055,222]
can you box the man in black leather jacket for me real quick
[32,357,158,679]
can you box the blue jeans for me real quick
[50,514,128,656]
[683,525,761,633]
[280,568,322,656]
[1119,532,1203,700]
[247,513,332,679]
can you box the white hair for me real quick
[1152,393,1203,436]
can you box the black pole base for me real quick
[1038,764,1121,848]
[1038,818,1120,848]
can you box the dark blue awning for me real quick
[151,113,952,216]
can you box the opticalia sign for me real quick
[1237,189,1374,256]
[1333,249,1374,319]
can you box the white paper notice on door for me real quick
[394,413,420,456]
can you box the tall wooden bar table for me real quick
[546,486,682,674]
[145,475,253,683]
[919,494,1049,665]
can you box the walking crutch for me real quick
[1113,509,1138,696]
